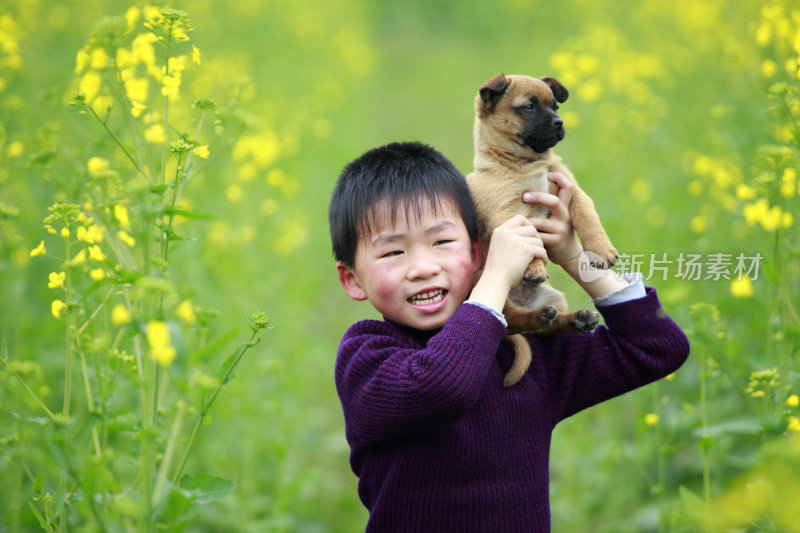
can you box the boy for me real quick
[329,141,689,532]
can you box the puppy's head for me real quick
[475,73,569,154]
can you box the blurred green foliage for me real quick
[1,0,799,531]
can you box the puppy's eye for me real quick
[523,103,536,111]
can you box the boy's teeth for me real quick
[409,290,444,305]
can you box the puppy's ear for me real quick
[479,73,510,109]
[540,76,569,103]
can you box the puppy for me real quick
[466,73,618,387]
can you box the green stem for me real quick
[1,360,56,420]
[63,235,73,418]
[171,331,258,484]
[85,103,150,183]
[135,335,154,533]
[700,353,711,530]
[153,402,184,505]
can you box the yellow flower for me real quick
[78,71,102,103]
[51,299,66,319]
[146,320,177,366]
[786,394,799,408]
[6,140,24,158]
[30,240,46,257]
[762,59,778,77]
[175,299,196,323]
[114,205,131,229]
[789,417,800,432]
[644,413,660,426]
[61,227,70,238]
[75,47,90,74]
[89,268,105,281]
[735,184,756,200]
[665,373,676,381]
[124,77,149,103]
[690,215,707,234]
[48,271,66,289]
[687,180,703,196]
[111,303,132,325]
[125,6,140,28]
[72,249,86,264]
[90,47,109,70]
[731,276,754,298]
[193,145,209,159]
[144,123,166,145]
[118,230,135,248]
[226,184,244,203]
[781,168,796,198]
[161,74,181,96]
[742,198,768,226]
[77,224,103,244]
[131,101,146,118]
[87,156,110,174]
[191,44,202,66]
[88,245,106,262]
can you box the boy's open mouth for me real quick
[408,289,446,306]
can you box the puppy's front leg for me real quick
[569,186,618,267]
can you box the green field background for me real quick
[1,0,799,531]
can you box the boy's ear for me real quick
[470,238,484,273]
[337,261,367,301]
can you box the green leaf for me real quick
[188,327,238,364]
[28,502,52,531]
[678,485,705,524]
[179,474,235,504]
[160,485,192,522]
[216,345,246,386]
[691,417,762,439]
[163,206,215,220]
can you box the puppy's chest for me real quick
[515,173,551,219]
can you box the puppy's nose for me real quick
[552,117,563,129]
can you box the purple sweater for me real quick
[335,287,689,532]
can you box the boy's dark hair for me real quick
[329,141,478,268]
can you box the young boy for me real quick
[328,141,689,532]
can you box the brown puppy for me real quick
[467,72,618,387]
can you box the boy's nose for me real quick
[407,252,441,280]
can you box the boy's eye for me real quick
[434,239,453,246]
[381,250,403,258]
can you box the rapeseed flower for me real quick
[61,227,70,238]
[110,303,131,325]
[192,145,209,159]
[730,276,754,298]
[781,168,796,198]
[191,44,201,65]
[88,244,106,262]
[114,205,131,229]
[30,240,46,257]
[144,123,166,144]
[690,215,707,234]
[48,272,66,289]
[118,230,135,247]
[89,268,105,281]
[789,417,800,432]
[788,394,800,408]
[644,413,660,426]
[77,224,103,243]
[146,320,177,366]
[87,156,110,174]
[175,299,196,323]
[51,300,66,319]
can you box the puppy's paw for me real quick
[571,309,600,332]
[538,305,559,328]
[524,260,549,284]
[583,240,618,268]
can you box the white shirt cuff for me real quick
[592,272,646,307]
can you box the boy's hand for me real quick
[522,172,582,268]
[469,215,547,313]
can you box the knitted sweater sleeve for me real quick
[533,286,690,425]
[335,304,506,444]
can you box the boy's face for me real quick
[337,199,482,330]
